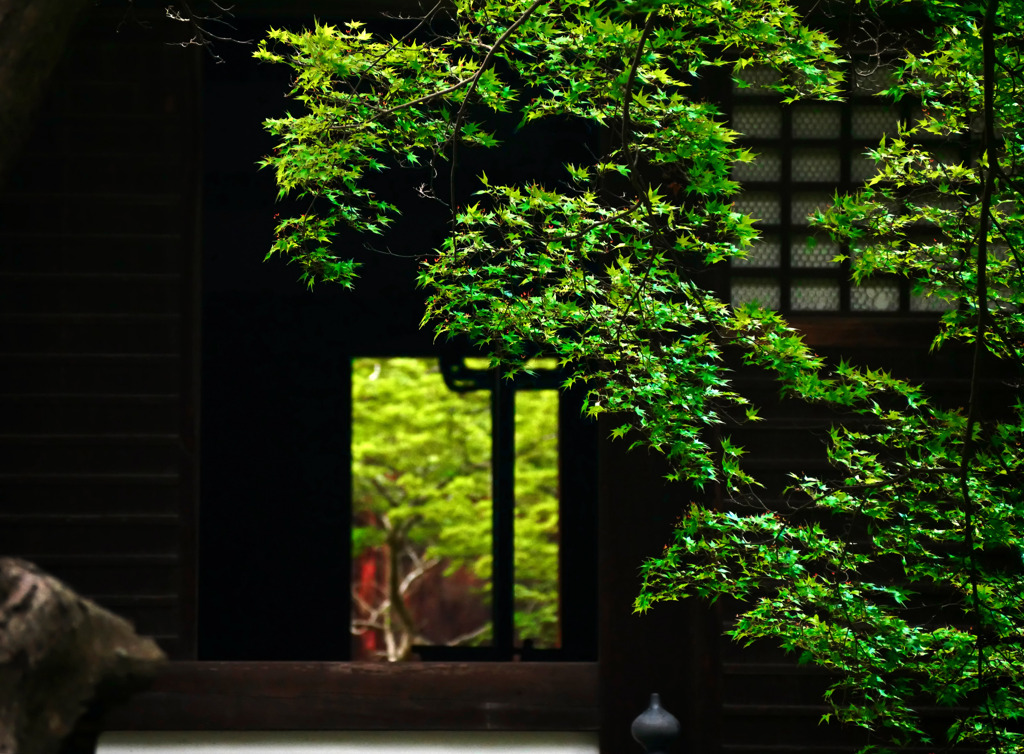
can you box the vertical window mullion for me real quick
[780,105,793,312]
[840,76,854,312]
[491,372,516,658]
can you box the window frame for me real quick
[348,352,599,662]
[724,61,967,314]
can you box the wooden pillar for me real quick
[598,427,721,754]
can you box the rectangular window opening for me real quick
[350,356,564,661]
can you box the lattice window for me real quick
[727,65,959,313]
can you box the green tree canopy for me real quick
[257,0,1024,749]
[351,357,559,659]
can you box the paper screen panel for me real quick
[732,149,782,182]
[732,236,781,268]
[852,106,898,139]
[792,237,840,268]
[853,64,895,94]
[791,149,841,183]
[911,291,956,312]
[790,193,831,226]
[734,193,782,225]
[734,65,780,94]
[732,105,782,138]
[792,105,841,139]
[731,279,781,309]
[791,279,841,311]
[851,281,900,311]
[850,152,878,182]
[725,64,933,313]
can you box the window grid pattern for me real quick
[727,65,960,313]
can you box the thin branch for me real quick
[378,0,546,120]
[398,555,441,595]
[376,76,475,118]
[448,0,550,249]
[452,0,548,125]
[353,0,446,92]
[621,13,657,169]
[963,0,1000,748]
[386,531,419,636]
[164,2,251,62]
[446,622,491,646]
[610,252,658,347]
[550,198,644,243]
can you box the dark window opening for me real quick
[195,12,597,662]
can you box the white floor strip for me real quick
[99,731,599,754]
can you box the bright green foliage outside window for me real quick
[351,357,559,660]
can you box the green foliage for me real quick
[259,0,1024,749]
[255,0,848,486]
[352,357,559,658]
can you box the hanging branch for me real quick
[961,0,1000,747]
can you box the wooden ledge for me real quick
[94,662,600,731]
[788,316,940,348]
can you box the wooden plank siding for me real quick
[714,319,988,754]
[0,10,200,660]
[598,317,981,754]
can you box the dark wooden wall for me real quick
[716,319,982,754]
[597,319,981,754]
[0,9,201,659]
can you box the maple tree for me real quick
[257,0,1024,749]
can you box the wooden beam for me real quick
[789,316,939,348]
[94,662,599,731]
